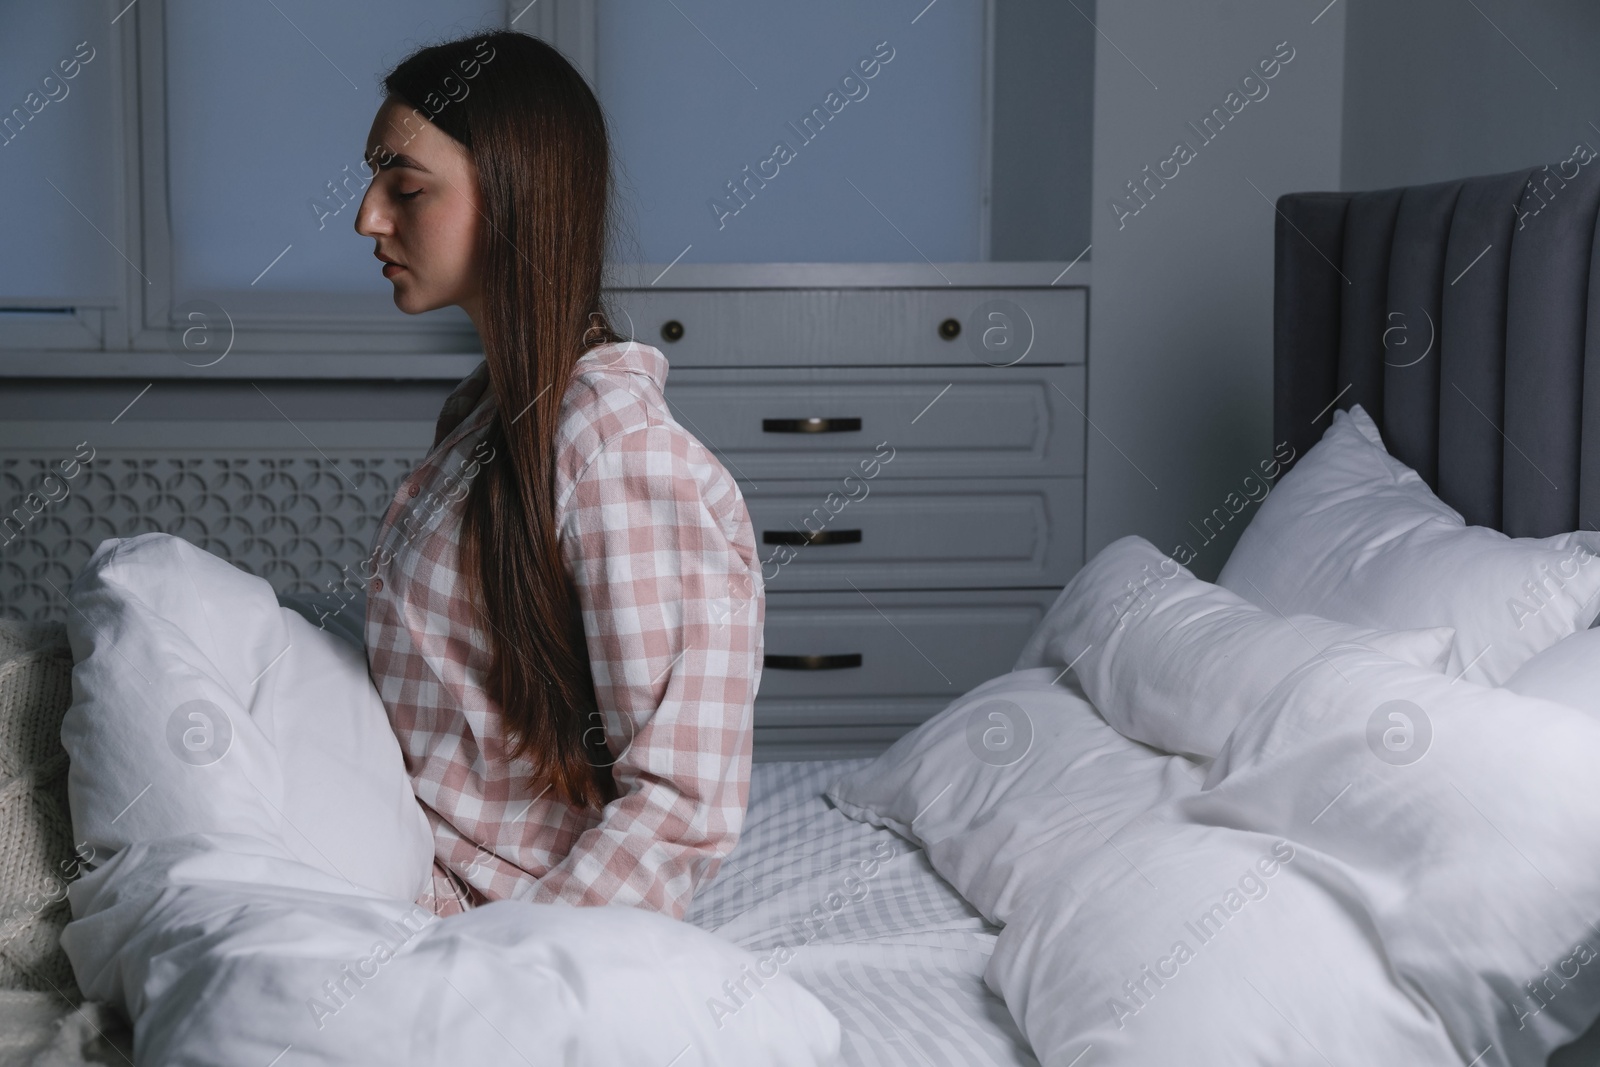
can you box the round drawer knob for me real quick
[938,317,961,340]
[660,320,685,343]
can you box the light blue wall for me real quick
[1083,1,1346,579]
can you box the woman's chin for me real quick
[390,284,443,315]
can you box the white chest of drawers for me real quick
[610,271,1088,759]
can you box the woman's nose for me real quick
[355,186,390,237]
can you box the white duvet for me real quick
[832,538,1600,1065]
[58,534,840,1066]
[983,643,1600,1064]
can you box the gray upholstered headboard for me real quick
[1273,156,1600,537]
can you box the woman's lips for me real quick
[382,263,405,279]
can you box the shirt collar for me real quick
[461,341,667,431]
[573,340,669,388]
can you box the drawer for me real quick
[755,588,1059,705]
[748,476,1082,591]
[608,287,1085,368]
[665,365,1083,479]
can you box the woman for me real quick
[354,31,763,919]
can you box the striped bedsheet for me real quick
[687,759,1038,1067]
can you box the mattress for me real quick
[687,759,1038,1067]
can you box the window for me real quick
[0,1,1088,374]
[0,3,122,350]
[596,0,985,263]
[155,0,509,362]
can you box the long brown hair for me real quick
[385,31,622,811]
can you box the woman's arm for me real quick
[520,421,762,918]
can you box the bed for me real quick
[13,157,1600,1066]
[710,156,1600,1065]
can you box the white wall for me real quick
[990,0,1096,261]
[1085,0,1346,578]
[1342,0,1600,191]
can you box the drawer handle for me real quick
[762,529,862,546]
[762,417,862,434]
[764,653,863,671]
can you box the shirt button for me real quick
[371,578,384,593]
[408,483,420,498]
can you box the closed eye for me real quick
[397,189,422,201]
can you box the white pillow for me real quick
[826,668,1202,924]
[1217,405,1600,685]
[1503,626,1600,713]
[1013,535,1456,759]
[60,533,434,902]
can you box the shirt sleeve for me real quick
[521,422,762,918]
